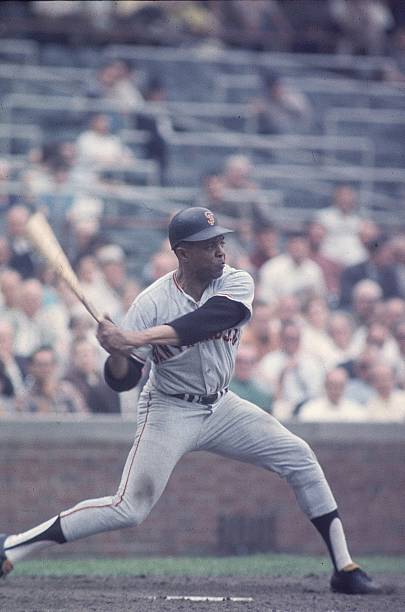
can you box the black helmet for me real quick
[168,207,233,250]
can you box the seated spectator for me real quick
[340,229,399,307]
[96,244,130,322]
[257,231,326,306]
[13,278,69,359]
[137,76,170,185]
[75,114,133,170]
[315,185,366,267]
[390,233,405,298]
[6,205,36,279]
[143,246,178,285]
[301,296,339,368]
[242,300,279,359]
[344,347,380,405]
[363,321,401,369]
[218,0,293,51]
[249,220,279,272]
[255,320,325,420]
[0,268,24,333]
[306,220,342,307]
[253,71,313,134]
[65,339,120,414]
[221,155,258,193]
[121,278,142,313]
[19,346,88,415]
[350,279,382,327]
[0,320,28,396]
[275,295,302,326]
[74,254,112,315]
[230,343,273,413]
[0,236,11,272]
[327,311,356,365]
[298,367,366,422]
[366,363,405,422]
[0,360,15,415]
[194,171,228,216]
[393,319,405,388]
[329,0,394,55]
[89,60,144,114]
[382,297,405,334]
[66,217,106,263]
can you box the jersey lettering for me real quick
[124,265,254,394]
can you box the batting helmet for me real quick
[168,207,233,250]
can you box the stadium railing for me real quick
[214,73,405,108]
[149,129,374,186]
[1,94,255,134]
[325,108,405,169]
[0,124,43,155]
[252,162,405,224]
[103,45,391,74]
[0,38,40,64]
[0,63,94,96]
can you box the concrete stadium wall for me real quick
[0,420,404,558]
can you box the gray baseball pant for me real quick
[60,389,337,541]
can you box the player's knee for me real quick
[117,476,155,527]
[284,436,319,481]
[295,437,316,462]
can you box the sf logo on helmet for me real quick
[204,211,215,226]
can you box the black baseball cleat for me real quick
[331,566,382,595]
[0,534,14,579]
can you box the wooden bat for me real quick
[25,211,103,324]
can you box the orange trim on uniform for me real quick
[173,272,182,292]
[114,392,151,505]
[61,395,151,519]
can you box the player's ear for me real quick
[175,245,189,262]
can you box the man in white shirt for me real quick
[258,232,326,306]
[299,367,366,422]
[366,363,405,422]
[316,185,366,267]
[255,320,325,419]
[76,114,133,169]
[13,279,69,360]
[0,320,26,396]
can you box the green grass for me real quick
[14,554,405,577]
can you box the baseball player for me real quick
[1,207,380,594]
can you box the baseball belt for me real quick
[171,387,229,405]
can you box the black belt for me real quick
[171,387,228,405]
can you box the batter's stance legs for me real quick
[1,393,382,593]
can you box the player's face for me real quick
[188,236,226,281]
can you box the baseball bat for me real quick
[25,211,103,324]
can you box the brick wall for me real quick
[0,420,404,557]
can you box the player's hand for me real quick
[97,318,133,356]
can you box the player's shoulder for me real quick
[215,264,254,288]
[132,271,176,307]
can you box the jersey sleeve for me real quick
[214,269,254,326]
[121,294,155,364]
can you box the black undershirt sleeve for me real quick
[168,295,249,346]
[104,355,144,392]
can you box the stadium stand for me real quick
[0,0,404,418]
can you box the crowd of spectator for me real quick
[0,176,404,422]
[3,1,405,59]
[0,1,404,422]
[226,182,405,422]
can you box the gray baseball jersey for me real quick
[123,264,254,396]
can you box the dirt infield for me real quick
[1,574,404,611]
